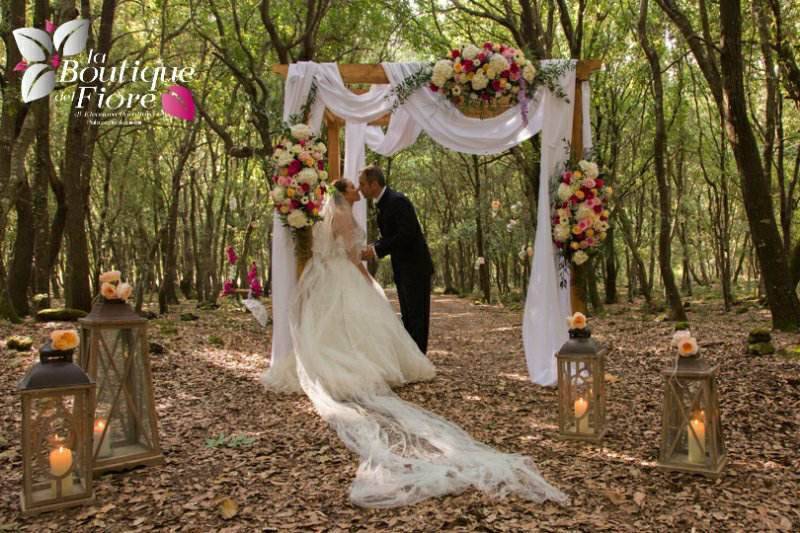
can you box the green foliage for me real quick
[205,433,256,449]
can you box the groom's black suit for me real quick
[374,187,434,354]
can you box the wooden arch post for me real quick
[272,60,602,308]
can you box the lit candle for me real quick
[574,397,590,433]
[93,419,112,458]
[49,444,73,497]
[687,415,706,464]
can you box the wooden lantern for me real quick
[556,328,607,441]
[18,343,95,515]
[78,298,163,473]
[657,355,727,476]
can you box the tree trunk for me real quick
[638,0,686,321]
[719,0,800,330]
[472,156,491,303]
[62,0,117,311]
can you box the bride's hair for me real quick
[333,180,349,194]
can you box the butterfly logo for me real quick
[13,18,90,102]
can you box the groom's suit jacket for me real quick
[374,187,434,279]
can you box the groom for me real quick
[359,165,434,354]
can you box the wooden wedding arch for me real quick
[272,60,603,312]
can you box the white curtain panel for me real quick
[266,60,589,388]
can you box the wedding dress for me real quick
[262,195,568,508]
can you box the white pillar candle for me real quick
[574,397,589,433]
[687,417,706,464]
[49,445,73,497]
[93,419,112,458]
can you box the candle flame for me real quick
[95,420,106,431]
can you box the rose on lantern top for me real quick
[98,270,134,302]
[50,329,79,351]
[676,335,699,357]
[567,312,587,330]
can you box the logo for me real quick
[13,19,89,102]
[13,18,196,123]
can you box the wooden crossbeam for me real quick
[271,60,603,83]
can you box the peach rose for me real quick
[99,270,121,283]
[101,282,117,300]
[568,312,587,330]
[116,282,133,301]
[51,329,79,351]
[677,336,699,357]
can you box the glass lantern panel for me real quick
[663,376,710,466]
[95,328,153,459]
[565,359,596,435]
[27,393,88,503]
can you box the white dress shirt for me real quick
[369,186,387,258]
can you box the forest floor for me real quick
[1,290,799,532]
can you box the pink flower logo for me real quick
[161,84,196,121]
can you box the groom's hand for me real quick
[361,247,376,261]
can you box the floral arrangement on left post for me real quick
[98,271,133,302]
[270,123,329,278]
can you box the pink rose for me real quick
[582,178,596,189]
[509,71,521,81]
[318,160,324,170]
[278,176,291,187]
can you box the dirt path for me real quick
[1,293,798,531]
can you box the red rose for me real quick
[596,178,604,187]
[317,160,324,170]
[483,42,493,50]
[562,202,569,209]
[492,79,502,91]
[291,200,301,209]
[451,49,460,59]
[301,183,310,193]
[299,140,306,146]
[463,61,473,73]
[510,63,520,73]
[477,53,485,62]
[481,92,490,101]
[570,195,579,204]
[593,205,603,213]
[287,159,302,176]
[429,82,439,91]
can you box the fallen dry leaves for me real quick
[0,292,798,531]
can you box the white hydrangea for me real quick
[522,63,536,82]
[318,170,328,181]
[462,44,481,60]
[554,223,571,242]
[271,187,285,202]
[290,123,313,141]
[315,142,327,154]
[573,250,589,265]
[576,204,595,220]
[579,160,599,178]
[290,144,303,154]
[432,60,454,87]
[276,152,295,166]
[489,53,508,74]
[557,183,573,202]
[296,168,318,185]
[471,72,489,90]
[287,210,308,228]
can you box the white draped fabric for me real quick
[265,60,592,387]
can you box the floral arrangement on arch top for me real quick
[390,43,572,119]
[430,43,538,105]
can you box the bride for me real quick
[262,179,568,508]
